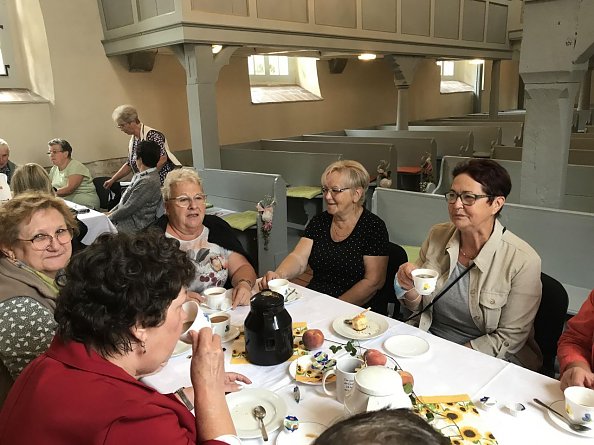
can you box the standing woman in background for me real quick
[48,139,100,210]
[104,104,179,189]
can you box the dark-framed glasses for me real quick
[321,186,351,195]
[18,228,74,251]
[168,194,207,208]
[444,191,493,206]
[47,150,64,155]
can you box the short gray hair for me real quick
[112,105,139,125]
[161,168,203,201]
[321,160,370,205]
[0,138,9,150]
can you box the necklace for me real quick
[459,248,476,260]
[331,222,352,240]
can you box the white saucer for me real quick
[171,340,191,357]
[276,421,327,445]
[331,313,389,340]
[383,335,430,358]
[547,400,594,437]
[226,388,287,439]
[283,287,302,305]
[288,355,335,386]
[221,325,241,343]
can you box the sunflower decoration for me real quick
[459,426,481,441]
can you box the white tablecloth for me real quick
[65,201,117,245]
[142,285,590,444]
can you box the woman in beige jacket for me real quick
[396,159,542,370]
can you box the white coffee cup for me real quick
[180,301,211,343]
[322,357,364,403]
[411,268,439,295]
[268,278,290,296]
[564,386,594,425]
[203,287,227,310]
[209,311,231,338]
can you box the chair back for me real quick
[93,177,121,210]
[369,242,408,318]
[534,273,569,377]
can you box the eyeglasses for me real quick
[17,228,74,251]
[444,191,493,206]
[116,122,128,129]
[47,150,64,155]
[168,194,207,208]
[321,187,351,195]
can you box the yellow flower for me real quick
[443,409,463,423]
[484,431,497,440]
[460,426,481,440]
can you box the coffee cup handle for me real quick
[322,370,336,397]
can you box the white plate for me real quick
[226,388,287,439]
[283,287,302,305]
[276,421,327,445]
[546,400,594,437]
[331,312,389,340]
[221,325,241,343]
[383,335,430,358]
[171,340,191,357]
[288,355,335,386]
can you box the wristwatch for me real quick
[175,387,194,411]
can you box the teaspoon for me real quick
[253,405,268,441]
[533,398,591,432]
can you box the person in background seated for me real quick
[153,168,257,309]
[107,140,163,233]
[0,231,250,444]
[314,408,449,445]
[0,139,16,185]
[558,289,594,390]
[396,159,542,370]
[260,160,388,306]
[47,138,100,210]
[104,104,178,188]
[11,163,54,196]
[0,194,76,401]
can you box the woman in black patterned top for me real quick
[104,105,178,188]
[261,160,389,305]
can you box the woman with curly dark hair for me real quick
[0,230,250,444]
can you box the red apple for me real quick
[302,329,324,350]
[364,349,387,366]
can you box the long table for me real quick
[65,201,117,245]
[143,285,588,444]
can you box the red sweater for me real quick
[558,289,594,374]
[0,337,226,445]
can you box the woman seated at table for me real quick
[153,168,257,308]
[396,159,542,370]
[107,140,163,232]
[0,194,76,390]
[558,289,594,390]
[11,163,54,195]
[261,160,389,306]
[48,138,100,209]
[0,231,249,444]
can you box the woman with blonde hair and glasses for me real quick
[261,160,389,306]
[153,168,257,308]
[0,193,76,399]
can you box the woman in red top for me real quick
[0,231,250,444]
[558,289,594,390]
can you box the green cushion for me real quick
[402,245,421,263]
[222,210,258,231]
[287,186,322,199]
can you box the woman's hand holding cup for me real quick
[259,271,281,290]
[396,262,418,292]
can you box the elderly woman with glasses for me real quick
[0,193,76,397]
[153,168,257,308]
[396,159,542,370]
[260,160,389,306]
[104,105,178,189]
[47,138,100,209]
